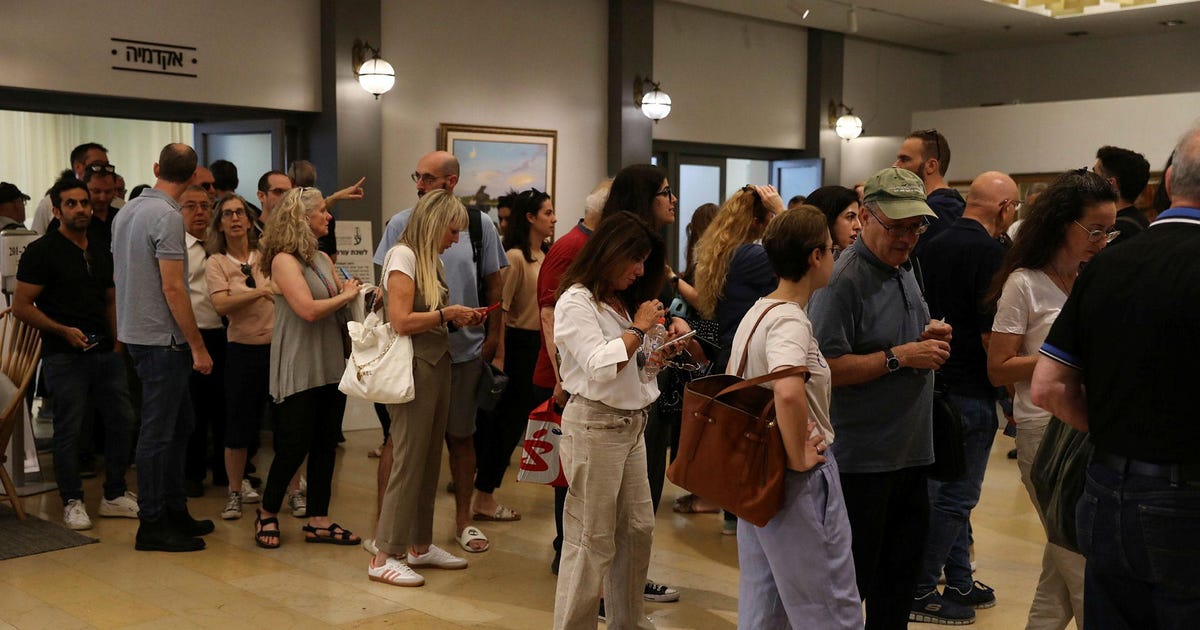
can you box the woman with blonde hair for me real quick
[369,189,485,587]
[693,185,784,371]
[204,194,274,520]
[252,187,362,549]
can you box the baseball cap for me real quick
[0,183,30,204]
[863,167,936,220]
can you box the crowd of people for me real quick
[4,122,1198,629]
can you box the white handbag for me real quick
[338,310,415,404]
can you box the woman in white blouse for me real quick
[986,170,1118,630]
[551,212,698,630]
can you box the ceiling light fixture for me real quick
[633,76,672,122]
[828,101,863,141]
[351,38,395,100]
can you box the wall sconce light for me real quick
[633,75,672,122]
[352,38,395,100]
[828,100,863,141]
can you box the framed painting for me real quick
[437,123,557,217]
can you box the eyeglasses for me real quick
[62,198,92,209]
[655,186,673,198]
[85,163,116,174]
[1000,199,1023,214]
[221,208,246,219]
[240,263,257,288]
[82,250,94,278]
[411,172,446,185]
[197,182,214,190]
[868,208,929,237]
[1073,220,1120,244]
[182,201,211,211]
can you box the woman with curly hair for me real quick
[692,185,784,371]
[252,187,363,549]
[986,169,1118,629]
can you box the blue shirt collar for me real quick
[1154,207,1200,223]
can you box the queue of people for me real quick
[8,122,1198,630]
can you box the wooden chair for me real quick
[0,308,42,519]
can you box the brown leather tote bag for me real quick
[666,302,807,527]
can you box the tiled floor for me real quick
[1,398,1069,628]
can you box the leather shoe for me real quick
[168,507,215,537]
[135,517,205,552]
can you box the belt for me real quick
[1093,450,1200,484]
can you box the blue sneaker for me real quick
[910,589,975,625]
[945,580,996,609]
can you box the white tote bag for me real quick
[338,310,415,404]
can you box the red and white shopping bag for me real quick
[518,398,567,487]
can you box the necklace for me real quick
[1045,265,1075,295]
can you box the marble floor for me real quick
[1,398,1072,629]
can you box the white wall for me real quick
[379,0,608,234]
[653,2,807,149]
[843,38,943,138]
[0,0,321,112]
[941,29,1200,108]
[912,93,1200,180]
[839,135,903,188]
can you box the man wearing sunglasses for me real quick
[13,177,137,532]
[32,142,109,235]
[809,167,952,629]
[894,129,964,257]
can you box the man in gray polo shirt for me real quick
[112,143,214,553]
[808,167,952,629]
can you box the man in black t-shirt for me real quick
[12,178,138,531]
[1093,145,1150,246]
[1034,127,1200,627]
[910,172,1017,623]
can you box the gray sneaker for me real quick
[221,492,243,520]
[287,490,307,517]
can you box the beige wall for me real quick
[378,0,609,234]
[653,1,807,149]
[0,0,321,112]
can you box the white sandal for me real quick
[456,525,489,553]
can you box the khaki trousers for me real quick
[375,354,451,556]
[553,396,655,630]
[1017,418,1086,630]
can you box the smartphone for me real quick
[477,302,501,315]
[660,329,697,349]
[338,267,352,281]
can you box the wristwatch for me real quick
[884,347,901,373]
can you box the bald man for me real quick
[910,171,1018,624]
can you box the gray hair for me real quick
[1168,126,1200,204]
[584,178,612,219]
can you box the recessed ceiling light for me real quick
[1065,30,1089,37]
[1160,19,1186,27]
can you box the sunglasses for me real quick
[240,263,257,288]
[85,163,116,174]
[655,186,673,198]
[913,129,943,166]
[82,250,95,278]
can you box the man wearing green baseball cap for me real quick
[808,166,953,629]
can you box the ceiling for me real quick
[672,0,1200,53]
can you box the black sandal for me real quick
[302,522,360,545]
[254,509,281,549]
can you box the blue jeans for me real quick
[1076,460,1200,629]
[43,351,135,504]
[916,393,997,593]
[127,344,195,522]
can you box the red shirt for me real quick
[533,221,593,388]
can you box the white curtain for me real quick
[0,110,192,209]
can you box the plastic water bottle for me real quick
[640,318,669,380]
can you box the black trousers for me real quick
[475,327,541,494]
[262,384,346,517]
[185,328,227,484]
[839,466,930,630]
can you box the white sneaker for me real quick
[221,492,243,520]
[407,544,468,570]
[368,556,425,587]
[240,479,261,504]
[97,491,139,518]
[362,538,379,555]
[64,499,92,530]
[288,490,307,517]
